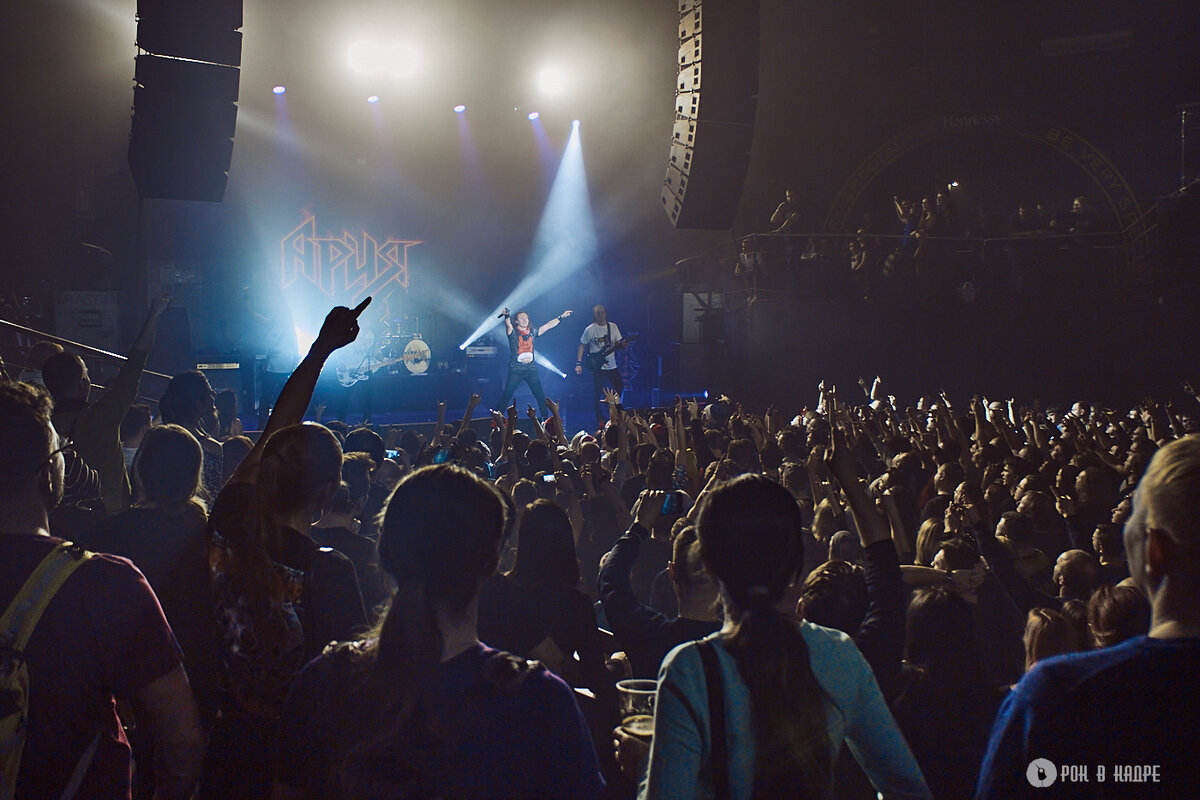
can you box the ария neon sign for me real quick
[281,214,420,301]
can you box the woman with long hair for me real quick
[200,301,372,800]
[158,369,224,498]
[640,474,929,799]
[477,499,609,691]
[272,465,605,799]
[893,588,1006,800]
[214,387,244,439]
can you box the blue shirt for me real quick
[976,635,1200,799]
[639,623,931,800]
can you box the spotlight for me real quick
[272,85,286,95]
[367,95,380,104]
[948,180,959,189]
[572,119,580,128]
[528,111,540,121]
[454,104,466,113]
[537,67,566,96]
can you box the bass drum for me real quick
[402,337,431,374]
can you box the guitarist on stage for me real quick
[575,304,627,428]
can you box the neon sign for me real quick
[280,214,420,301]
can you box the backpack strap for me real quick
[1,542,94,799]
[1,543,93,654]
[696,640,731,800]
[58,732,100,800]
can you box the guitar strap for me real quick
[602,322,612,369]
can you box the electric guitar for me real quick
[336,354,426,387]
[583,333,638,373]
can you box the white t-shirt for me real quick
[580,322,622,371]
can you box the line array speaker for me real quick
[128,0,243,202]
[660,0,760,230]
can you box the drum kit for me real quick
[380,316,430,375]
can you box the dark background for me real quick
[1,0,1198,413]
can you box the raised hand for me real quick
[632,490,665,530]
[824,425,858,486]
[468,392,482,407]
[527,404,539,420]
[603,386,620,406]
[149,293,174,316]
[714,458,732,481]
[313,297,371,354]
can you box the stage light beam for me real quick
[527,111,540,121]
[457,121,597,351]
[272,85,286,95]
[534,353,567,378]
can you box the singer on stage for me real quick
[497,307,572,417]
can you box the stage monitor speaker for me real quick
[662,0,760,230]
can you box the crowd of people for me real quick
[736,188,1115,303]
[2,296,1198,799]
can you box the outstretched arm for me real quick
[458,392,481,435]
[502,308,513,336]
[230,298,370,485]
[537,309,572,336]
[131,294,173,355]
[99,294,173,421]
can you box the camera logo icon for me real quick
[1027,759,1058,788]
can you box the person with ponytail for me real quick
[200,301,372,800]
[271,464,605,799]
[639,475,930,800]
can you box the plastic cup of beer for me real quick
[617,679,657,743]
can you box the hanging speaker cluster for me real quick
[660,0,760,230]
[128,0,243,202]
